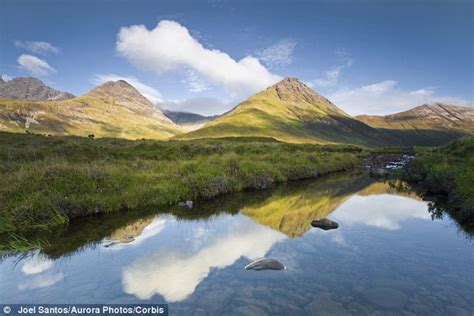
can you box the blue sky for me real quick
[1,0,472,115]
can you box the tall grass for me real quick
[0,132,364,234]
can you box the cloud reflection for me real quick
[122,215,285,302]
[332,194,430,230]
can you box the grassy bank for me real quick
[401,137,474,227]
[0,132,364,235]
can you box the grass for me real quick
[401,137,474,227]
[0,132,364,236]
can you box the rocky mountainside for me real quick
[0,77,74,101]
[84,80,175,125]
[0,80,182,139]
[357,103,474,134]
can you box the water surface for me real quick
[1,173,472,315]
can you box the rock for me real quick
[0,77,74,101]
[311,218,339,230]
[245,258,286,271]
[178,200,193,208]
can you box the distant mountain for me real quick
[177,78,470,146]
[0,77,74,101]
[0,80,182,139]
[356,103,474,134]
[177,78,394,146]
[163,110,218,131]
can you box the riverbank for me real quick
[0,132,364,236]
[401,137,474,228]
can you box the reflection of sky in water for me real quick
[122,215,286,302]
[331,194,431,230]
[0,181,472,315]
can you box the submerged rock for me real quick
[311,218,339,230]
[245,258,286,271]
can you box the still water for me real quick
[1,173,473,315]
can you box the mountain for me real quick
[0,77,75,101]
[357,103,474,134]
[163,110,218,131]
[177,78,397,146]
[0,80,182,139]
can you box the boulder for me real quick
[311,218,339,230]
[245,258,286,271]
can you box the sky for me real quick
[1,0,473,116]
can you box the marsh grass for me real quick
[401,137,474,226]
[0,132,364,235]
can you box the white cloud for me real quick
[328,80,471,115]
[122,214,285,302]
[332,194,430,230]
[21,254,54,275]
[313,65,344,87]
[182,70,211,93]
[255,39,297,68]
[17,54,56,76]
[116,20,281,96]
[159,97,232,116]
[1,74,13,81]
[18,273,64,290]
[14,40,60,55]
[313,49,353,87]
[92,74,163,104]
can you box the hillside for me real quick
[0,76,74,101]
[357,103,474,134]
[177,78,392,146]
[163,110,218,131]
[0,80,182,139]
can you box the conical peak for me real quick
[85,80,152,107]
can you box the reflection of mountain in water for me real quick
[242,175,422,237]
[3,172,427,259]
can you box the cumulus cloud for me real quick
[116,20,281,95]
[328,80,472,115]
[92,74,163,104]
[313,49,353,87]
[159,97,232,116]
[14,40,60,55]
[182,70,211,93]
[17,54,56,76]
[255,39,297,68]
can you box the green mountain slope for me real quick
[178,78,470,147]
[0,80,182,139]
[177,78,390,146]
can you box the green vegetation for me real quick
[0,132,364,237]
[401,137,474,227]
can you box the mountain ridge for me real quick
[356,103,474,134]
[0,79,181,139]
